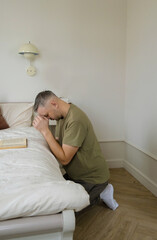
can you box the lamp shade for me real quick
[18,42,39,76]
[19,42,39,55]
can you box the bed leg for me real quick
[62,210,75,240]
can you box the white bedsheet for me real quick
[0,127,89,221]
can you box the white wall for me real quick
[124,143,157,196]
[125,0,157,160]
[0,0,126,142]
[124,0,157,196]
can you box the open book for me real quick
[0,138,27,149]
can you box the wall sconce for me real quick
[19,41,39,76]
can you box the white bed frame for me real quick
[0,210,75,240]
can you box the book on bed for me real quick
[0,138,27,149]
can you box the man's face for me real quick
[37,100,62,121]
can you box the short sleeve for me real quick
[63,121,86,147]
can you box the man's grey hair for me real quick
[34,90,57,112]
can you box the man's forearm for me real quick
[42,129,68,165]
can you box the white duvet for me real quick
[0,127,89,221]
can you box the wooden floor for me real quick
[74,168,157,240]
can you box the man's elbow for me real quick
[60,157,71,166]
[61,160,70,166]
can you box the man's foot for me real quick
[100,184,119,210]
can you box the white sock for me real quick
[100,184,119,210]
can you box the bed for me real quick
[0,103,90,240]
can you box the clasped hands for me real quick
[33,115,49,135]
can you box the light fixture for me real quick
[19,41,39,76]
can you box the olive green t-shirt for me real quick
[55,104,110,184]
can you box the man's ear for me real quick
[50,99,58,108]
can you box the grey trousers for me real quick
[64,174,108,205]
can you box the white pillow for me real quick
[0,103,33,128]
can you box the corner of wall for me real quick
[100,141,157,197]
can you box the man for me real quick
[33,90,118,210]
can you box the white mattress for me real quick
[0,127,89,221]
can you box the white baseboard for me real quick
[123,160,157,197]
[100,141,157,197]
[106,159,123,168]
